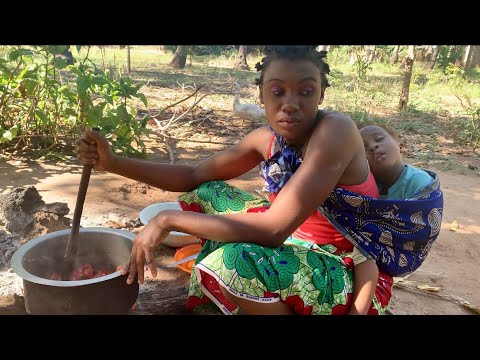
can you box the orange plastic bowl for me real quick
[173,244,202,274]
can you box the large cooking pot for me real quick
[10,227,139,315]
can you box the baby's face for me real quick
[359,126,403,175]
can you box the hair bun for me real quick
[262,46,274,55]
[255,45,330,88]
[262,45,320,56]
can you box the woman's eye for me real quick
[375,136,384,142]
[271,87,283,96]
[300,87,314,95]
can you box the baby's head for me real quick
[359,125,405,177]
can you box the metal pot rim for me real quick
[11,227,135,287]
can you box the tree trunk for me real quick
[349,48,358,65]
[170,45,188,69]
[399,46,415,111]
[127,46,131,73]
[446,45,455,62]
[234,45,249,70]
[427,45,440,70]
[415,47,425,62]
[349,52,355,64]
[463,45,473,70]
[390,45,400,64]
[424,45,434,62]
[454,45,463,66]
[368,45,376,62]
[470,45,480,67]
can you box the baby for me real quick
[359,125,433,199]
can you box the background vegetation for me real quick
[0,45,479,172]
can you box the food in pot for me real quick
[47,263,121,281]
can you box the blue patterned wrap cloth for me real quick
[260,129,444,277]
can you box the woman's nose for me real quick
[369,143,378,152]
[281,96,300,113]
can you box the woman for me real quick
[76,46,392,315]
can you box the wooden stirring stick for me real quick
[62,163,93,278]
[62,128,99,279]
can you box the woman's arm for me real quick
[165,114,367,246]
[259,113,368,242]
[77,126,271,192]
[126,114,369,284]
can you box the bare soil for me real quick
[1,127,479,315]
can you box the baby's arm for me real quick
[348,247,379,315]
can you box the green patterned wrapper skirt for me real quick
[177,181,392,315]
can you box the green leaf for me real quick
[17,67,30,80]
[91,76,107,86]
[57,85,69,94]
[93,103,105,119]
[67,115,77,125]
[35,109,49,124]
[117,106,130,122]
[53,57,68,69]
[23,79,39,96]
[104,94,114,105]
[0,63,11,76]
[1,131,13,143]
[77,75,89,95]
[137,93,148,107]
[68,66,82,76]
[140,114,151,128]
[9,50,20,61]
[0,125,19,143]
[103,125,115,133]
[126,105,137,116]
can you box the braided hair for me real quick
[255,45,330,88]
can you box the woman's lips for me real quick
[278,117,300,128]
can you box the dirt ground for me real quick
[1,131,479,315]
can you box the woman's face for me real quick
[260,59,324,146]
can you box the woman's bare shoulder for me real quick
[319,110,354,123]
[315,110,358,135]
[240,125,273,145]
[235,125,273,158]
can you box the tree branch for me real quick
[158,132,236,146]
[160,84,206,114]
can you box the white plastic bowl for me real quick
[139,202,200,248]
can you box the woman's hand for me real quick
[124,215,170,285]
[75,127,114,171]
